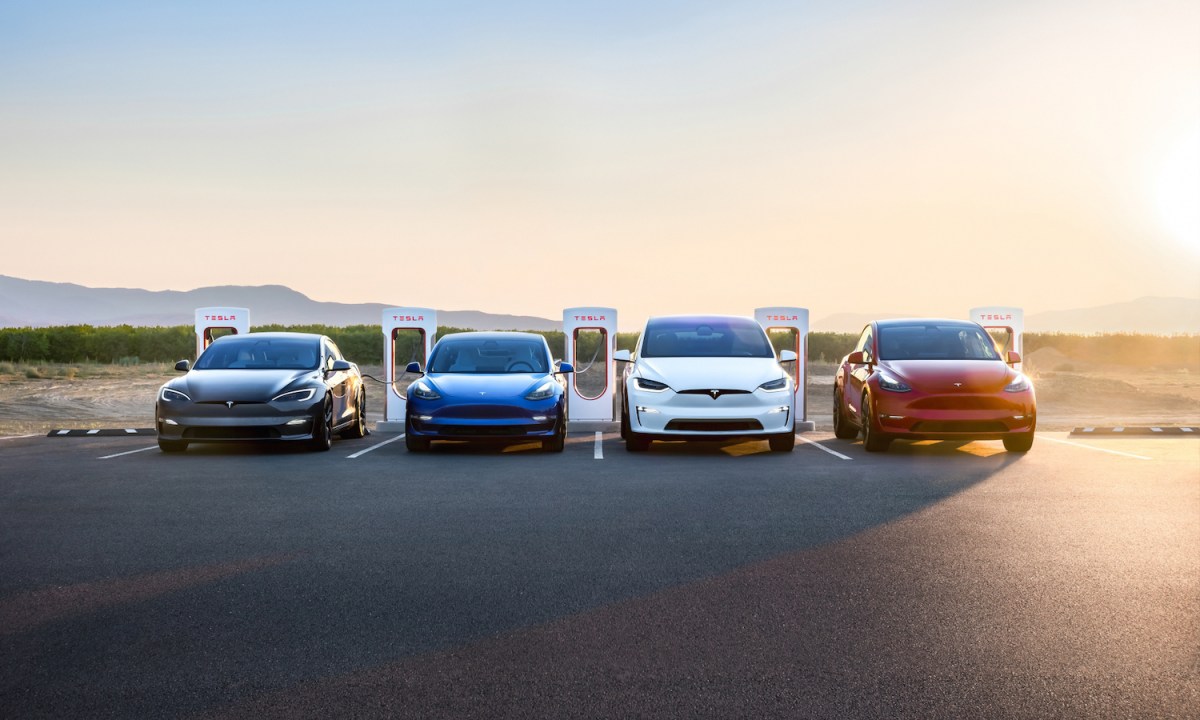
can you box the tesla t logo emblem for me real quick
[953,383,963,388]
[479,392,486,396]
[226,401,235,408]
[708,389,721,399]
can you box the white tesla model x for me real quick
[615,315,797,452]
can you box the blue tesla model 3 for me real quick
[404,332,574,452]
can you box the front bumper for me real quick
[156,399,322,442]
[407,399,562,440]
[871,389,1036,439]
[628,387,795,437]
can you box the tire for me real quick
[861,393,891,453]
[768,430,796,452]
[340,389,367,439]
[542,418,566,453]
[1003,431,1035,453]
[158,438,187,453]
[405,417,429,452]
[309,396,333,452]
[620,399,630,440]
[832,384,857,439]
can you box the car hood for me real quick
[426,373,547,399]
[178,369,319,402]
[636,357,786,392]
[881,359,1013,393]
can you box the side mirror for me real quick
[556,362,575,374]
[779,349,798,363]
[405,361,423,375]
[1007,351,1021,366]
[175,359,190,372]
[613,349,632,363]
[328,359,353,373]
[846,351,864,365]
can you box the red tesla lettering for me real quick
[204,315,236,321]
[766,314,798,321]
[574,315,606,321]
[392,315,425,322]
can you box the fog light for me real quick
[885,415,905,420]
[636,406,660,414]
[767,405,790,414]
[286,418,307,426]
[1012,415,1026,420]
[532,415,548,421]
[419,415,433,421]
[163,418,178,426]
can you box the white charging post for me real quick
[755,307,814,432]
[563,307,617,426]
[378,307,438,432]
[969,306,1024,372]
[194,307,250,359]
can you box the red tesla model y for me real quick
[833,319,1035,453]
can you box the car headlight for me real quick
[1004,374,1031,393]
[877,373,911,393]
[758,377,789,392]
[635,377,669,392]
[272,388,316,402]
[409,380,441,400]
[525,380,556,401]
[160,387,190,402]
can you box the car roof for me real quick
[211,332,323,342]
[874,318,979,328]
[436,331,546,342]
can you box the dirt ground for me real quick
[1,355,1198,436]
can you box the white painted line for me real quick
[1041,436,1152,461]
[86,429,99,435]
[796,435,853,460]
[593,431,603,460]
[1183,427,1194,433]
[0,434,38,441]
[1113,427,1124,433]
[346,433,406,459]
[56,430,70,436]
[1151,427,1162,432]
[125,428,137,434]
[98,445,158,460]
[1082,427,1094,433]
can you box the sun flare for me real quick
[1155,130,1200,254]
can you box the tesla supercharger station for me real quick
[563,307,617,425]
[379,307,437,432]
[194,307,250,359]
[755,307,815,432]
[970,306,1024,372]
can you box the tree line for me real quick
[0,324,1195,368]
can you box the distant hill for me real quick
[814,297,1200,334]
[0,275,560,331]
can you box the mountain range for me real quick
[1,275,1197,334]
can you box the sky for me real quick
[1,0,1198,329]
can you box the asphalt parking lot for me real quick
[1,430,1197,719]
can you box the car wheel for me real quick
[405,417,429,452]
[341,389,367,439]
[542,418,566,453]
[309,396,333,452]
[832,384,857,439]
[620,398,630,440]
[861,392,891,452]
[158,438,187,453]
[1003,431,1035,453]
[625,431,650,452]
[768,429,795,452]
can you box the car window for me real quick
[195,337,321,370]
[878,324,1002,361]
[853,327,871,354]
[429,337,550,373]
[640,318,773,358]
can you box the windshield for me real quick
[429,337,549,374]
[878,324,1001,361]
[640,318,774,358]
[194,337,320,370]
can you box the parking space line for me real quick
[796,435,853,460]
[1041,435,1152,461]
[0,434,38,441]
[99,446,158,460]
[346,433,405,459]
[594,432,603,459]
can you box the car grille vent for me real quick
[664,419,763,432]
[183,427,280,439]
[910,421,1009,433]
